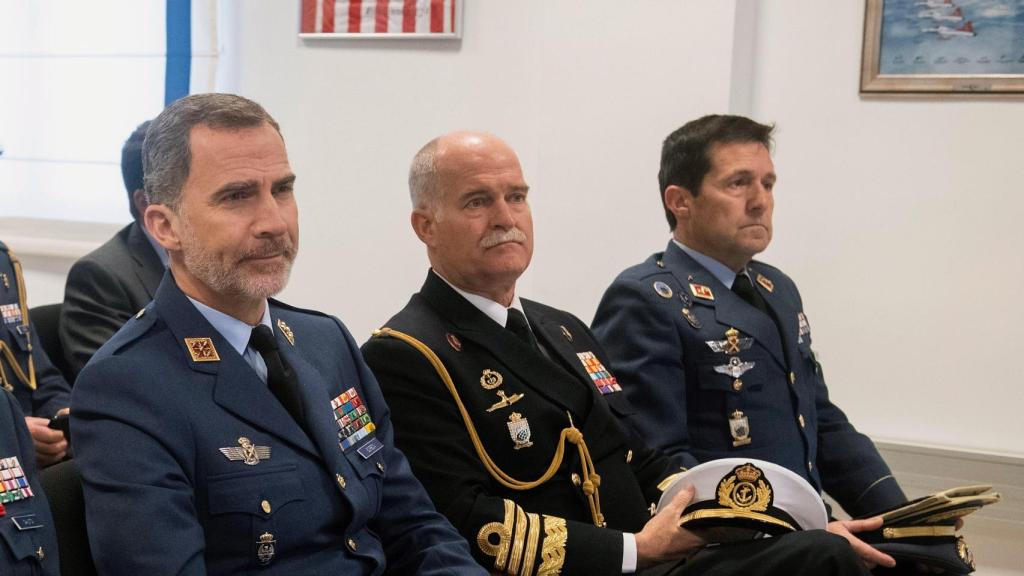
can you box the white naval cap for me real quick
[658,458,827,536]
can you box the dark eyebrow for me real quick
[274,173,297,188]
[210,180,258,204]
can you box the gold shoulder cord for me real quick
[0,249,36,390]
[373,327,605,528]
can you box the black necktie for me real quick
[249,325,306,427]
[506,308,539,351]
[731,272,770,316]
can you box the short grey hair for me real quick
[408,137,441,211]
[143,93,281,211]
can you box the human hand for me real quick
[635,484,705,569]
[826,516,896,570]
[24,416,67,468]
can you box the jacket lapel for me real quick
[152,274,320,458]
[127,222,166,299]
[662,242,787,370]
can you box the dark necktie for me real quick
[506,308,539,351]
[249,325,306,427]
[731,272,770,316]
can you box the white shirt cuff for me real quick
[622,532,638,573]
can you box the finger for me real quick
[665,484,696,513]
[841,515,884,534]
[33,437,68,455]
[954,518,965,531]
[849,537,896,569]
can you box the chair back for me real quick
[38,459,97,576]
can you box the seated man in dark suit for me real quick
[60,119,165,377]
[0,388,60,574]
[362,131,875,575]
[1,241,71,467]
[71,94,484,575]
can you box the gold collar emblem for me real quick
[184,337,220,362]
[276,319,295,346]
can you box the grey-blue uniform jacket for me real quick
[0,388,59,575]
[0,241,71,418]
[592,241,905,517]
[70,272,484,575]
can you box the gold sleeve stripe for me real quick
[477,499,516,572]
[508,505,529,574]
[520,512,541,576]
[537,515,567,576]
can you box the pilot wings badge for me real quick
[706,328,753,355]
[219,436,271,466]
[714,356,756,379]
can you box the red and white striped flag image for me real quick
[301,0,458,35]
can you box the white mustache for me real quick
[480,228,527,248]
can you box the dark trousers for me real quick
[642,530,870,576]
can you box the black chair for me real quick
[29,303,76,384]
[38,459,97,576]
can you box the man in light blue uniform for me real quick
[592,115,905,570]
[71,93,484,575]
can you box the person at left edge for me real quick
[0,387,60,575]
[0,241,71,468]
[70,93,485,575]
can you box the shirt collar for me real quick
[432,270,527,329]
[140,221,170,268]
[187,297,273,357]
[672,238,742,289]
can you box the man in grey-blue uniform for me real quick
[71,93,484,575]
[592,115,905,570]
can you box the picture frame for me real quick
[299,0,462,40]
[860,0,1024,95]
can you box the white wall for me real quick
[219,0,738,341]
[744,1,1024,456]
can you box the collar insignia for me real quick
[276,319,295,346]
[446,333,463,351]
[560,325,573,342]
[689,283,715,301]
[219,437,271,465]
[184,337,220,362]
[756,274,774,293]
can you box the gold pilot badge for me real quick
[507,412,533,449]
[729,410,752,447]
[219,437,271,465]
[717,462,773,511]
[184,338,220,362]
[276,319,295,346]
[480,369,503,390]
[706,328,753,355]
[256,532,276,564]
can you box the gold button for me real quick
[625,449,633,463]
[732,379,743,391]
[36,546,45,560]
[261,499,271,514]
[571,473,581,487]
[347,537,358,552]
[376,461,385,473]
[798,414,806,428]
[336,473,347,490]
[789,372,796,384]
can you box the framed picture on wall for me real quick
[299,0,462,39]
[861,0,1024,94]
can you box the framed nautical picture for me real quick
[299,0,462,39]
[861,0,1024,94]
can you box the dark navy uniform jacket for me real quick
[71,273,483,575]
[0,241,71,418]
[592,241,905,517]
[0,389,59,575]
[362,272,682,576]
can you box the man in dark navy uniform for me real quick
[70,94,483,575]
[61,120,165,378]
[0,388,60,575]
[0,241,71,468]
[362,131,874,575]
[592,115,905,570]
